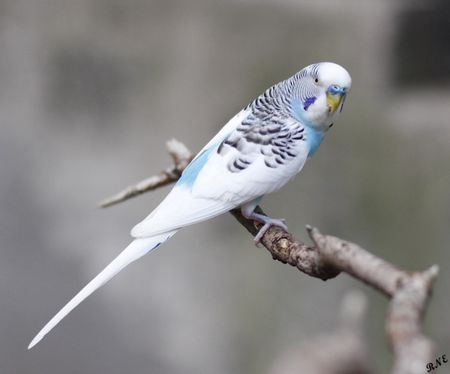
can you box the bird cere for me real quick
[28,62,351,349]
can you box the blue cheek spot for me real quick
[291,98,324,156]
[291,99,314,127]
[303,96,316,111]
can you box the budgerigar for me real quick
[28,62,351,349]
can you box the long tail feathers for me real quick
[28,232,175,349]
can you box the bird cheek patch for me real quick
[303,96,317,111]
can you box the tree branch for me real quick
[99,139,439,374]
[98,139,193,208]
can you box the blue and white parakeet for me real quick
[29,62,351,349]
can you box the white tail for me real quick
[28,232,175,349]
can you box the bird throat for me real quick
[304,126,324,157]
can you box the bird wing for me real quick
[131,107,309,238]
[130,110,248,238]
[192,112,309,202]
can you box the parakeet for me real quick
[28,62,351,349]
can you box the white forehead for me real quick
[316,62,352,89]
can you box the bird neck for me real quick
[304,125,324,157]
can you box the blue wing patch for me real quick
[177,144,217,188]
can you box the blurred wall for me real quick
[1,1,449,373]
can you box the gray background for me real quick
[1,1,449,373]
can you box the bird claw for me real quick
[240,206,288,246]
[253,217,288,246]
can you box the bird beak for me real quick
[326,91,346,114]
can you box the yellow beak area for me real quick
[326,92,344,114]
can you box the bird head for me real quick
[291,62,352,131]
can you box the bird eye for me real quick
[314,78,319,83]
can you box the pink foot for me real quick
[242,211,288,245]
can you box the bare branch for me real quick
[307,226,408,297]
[230,208,340,280]
[100,140,439,374]
[98,139,193,208]
[387,265,438,374]
[307,228,438,374]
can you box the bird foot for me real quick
[245,213,288,245]
[253,217,288,245]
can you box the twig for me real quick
[98,139,193,208]
[100,139,439,374]
[387,265,438,374]
[308,228,438,374]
